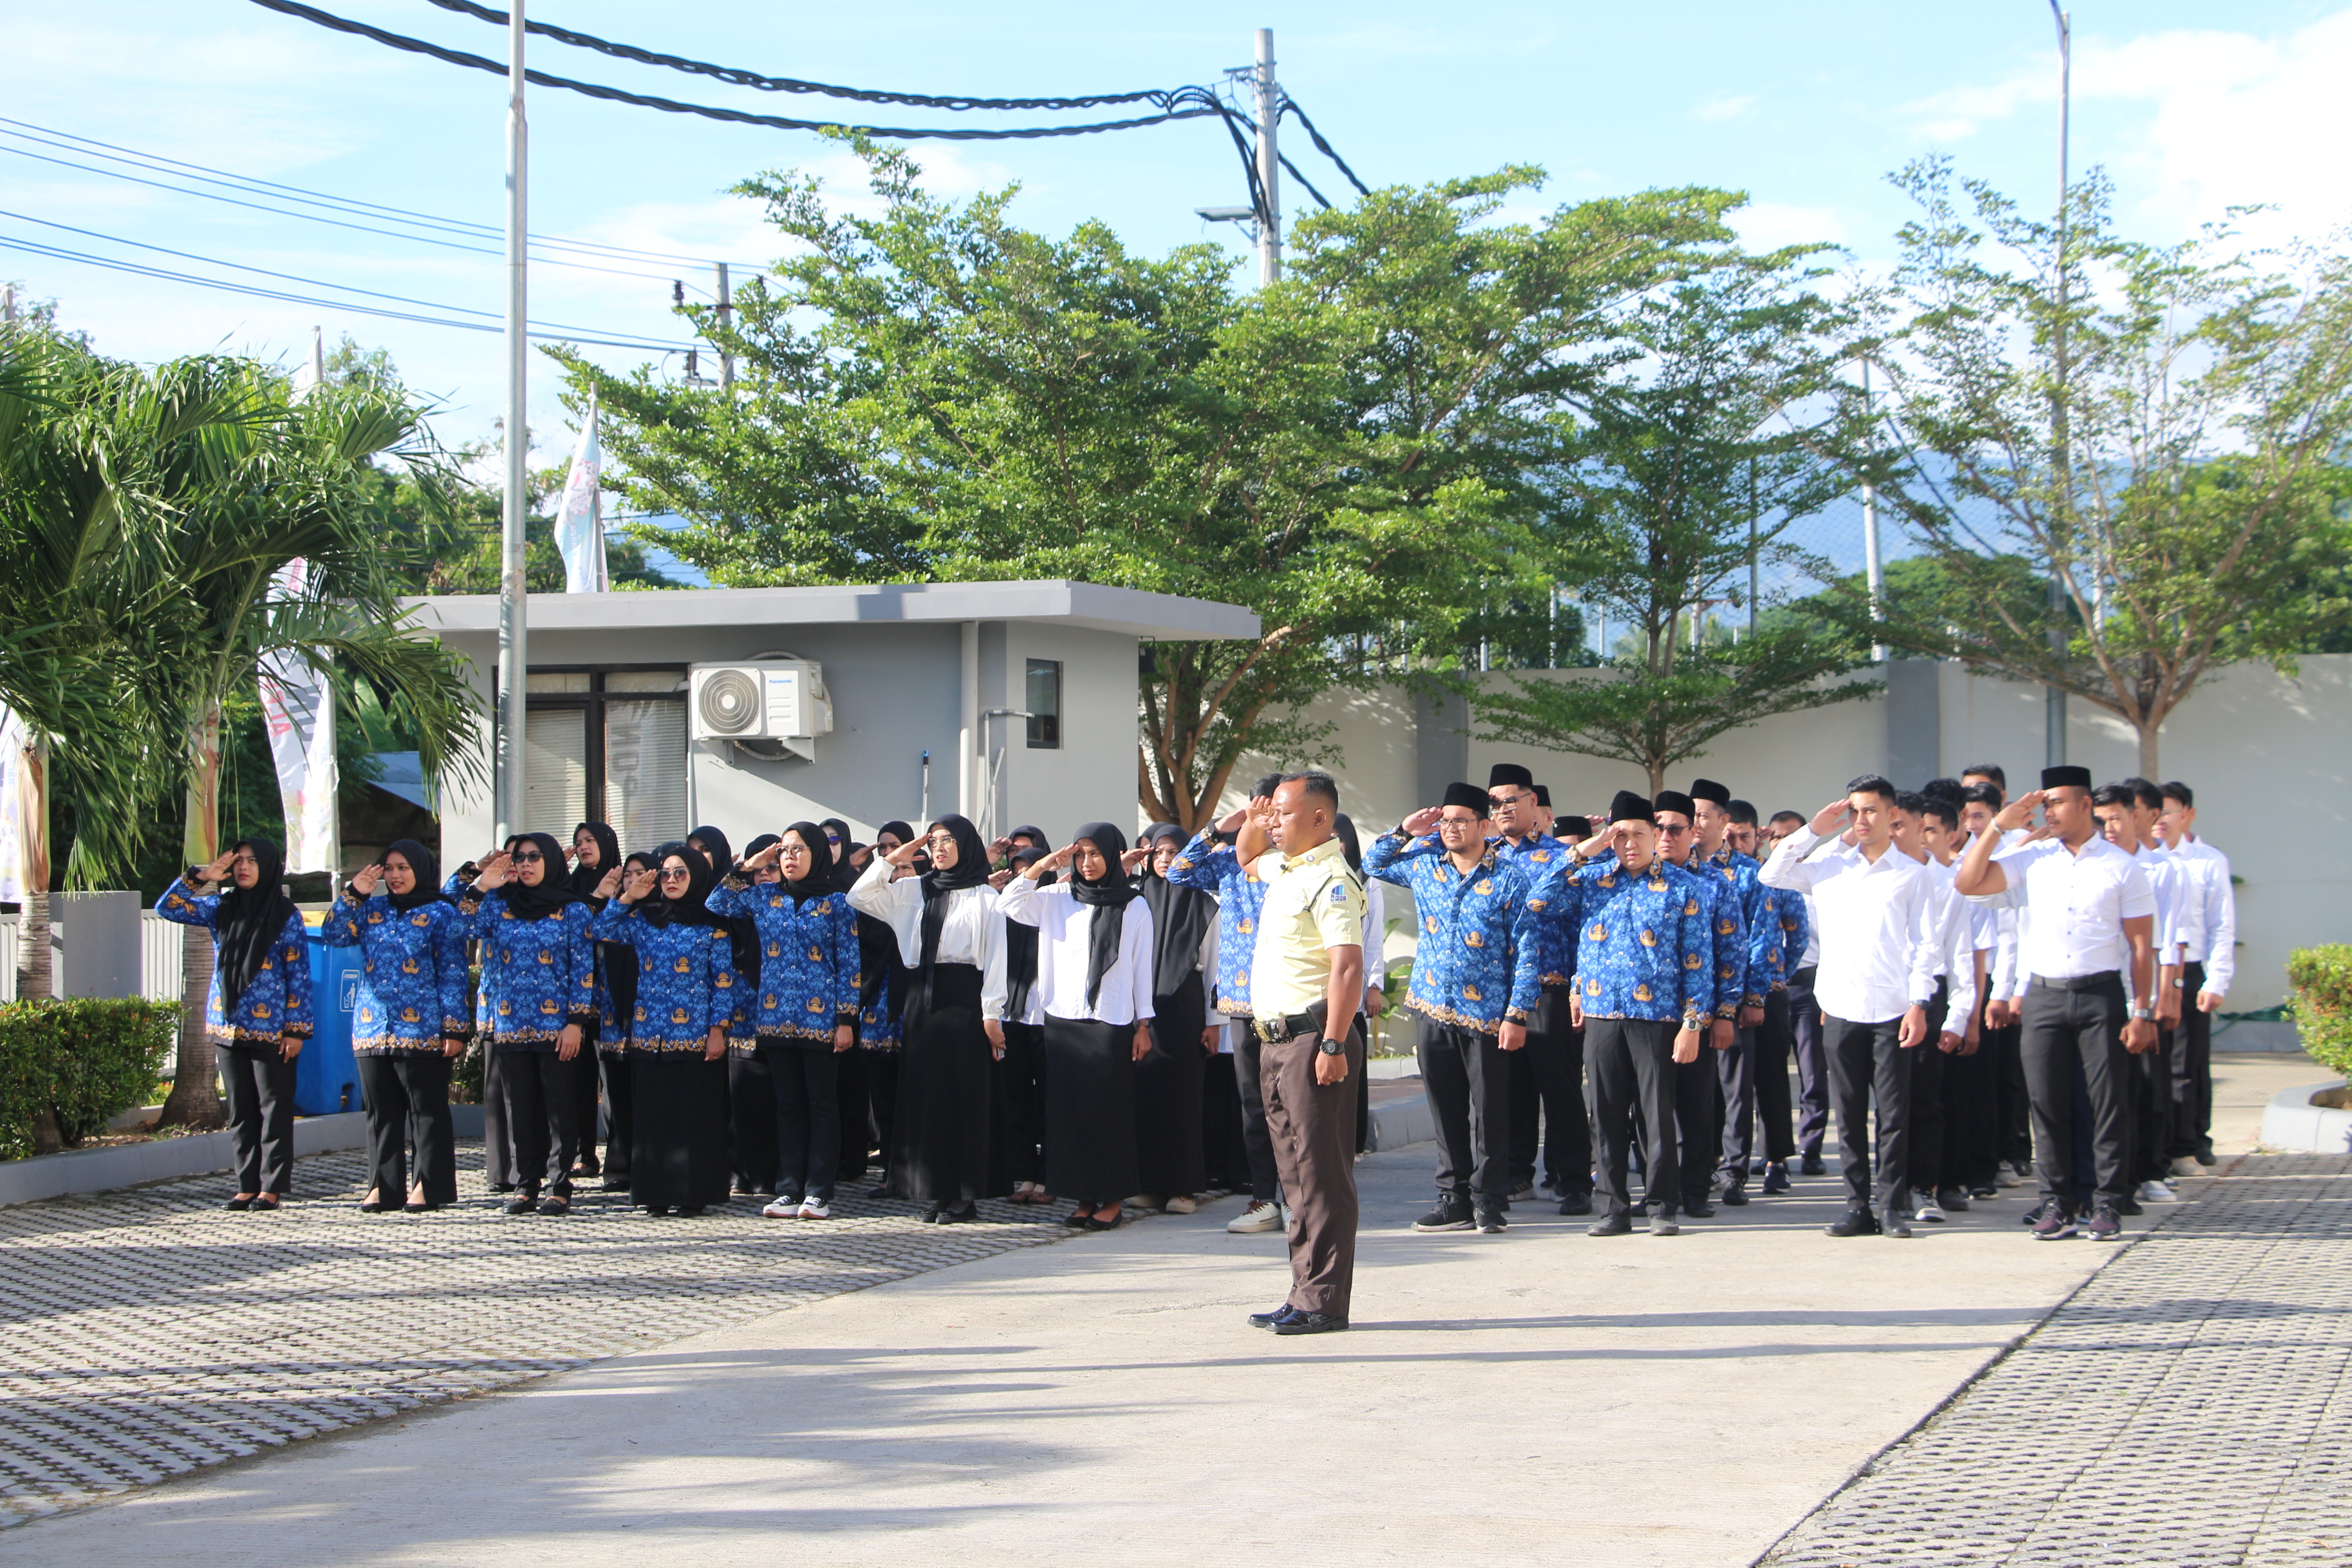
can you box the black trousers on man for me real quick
[1587,1017,1681,1219]
[2170,960,2214,1161]
[1825,1013,1912,1214]
[1418,1017,1511,1212]
[1908,981,1951,1205]
[1749,990,1798,1162]
[1787,967,1831,1161]
[1232,1025,1283,1205]
[1673,1044,1720,1212]
[1940,991,2001,1193]
[1508,987,1589,1198]
[221,1044,298,1196]
[2132,1013,2174,1187]
[2019,973,2132,1210]
[497,1047,579,1197]
[1714,1022,1756,1193]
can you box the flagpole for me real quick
[494,0,530,843]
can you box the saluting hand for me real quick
[1217,805,1249,835]
[745,841,784,872]
[1807,797,1853,838]
[1400,806,1444,837]
[1992,789,2044,835]
[350,863,385,896]
[618,865,657,904]
[883,837,927,873]
[1032,843,1078,877]
[1119,846,1152,873]
[593,867,624,901]
[195,851,236,885]
[473,851,512,891]
[988,868,1014,890]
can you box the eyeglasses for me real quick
[1487,791,1529,807]
[511,850,544,864]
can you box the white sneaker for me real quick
[799,1197,831,1219]
[2170,1156,2204,1180]
[1915,1200,1948,1224]
[760,1198,799,1219]
[2136,1180,2179,1205]
[1165,1194,1197,1215]
[1997,1164,2027,1188]
[1226,1200,1281,1234]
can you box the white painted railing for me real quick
[0,911,186,1003]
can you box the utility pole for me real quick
[1861,360,1885,662]
[494,0,530,841]
[714,261,733,389]
[1254,28,1280,284]
[2045,0,2071,768]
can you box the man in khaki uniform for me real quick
[1245,770,1367,1336]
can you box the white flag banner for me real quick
[553,394,608,593]
[291,325,324,403]
[258,559,340,876]
[0,705,24,904]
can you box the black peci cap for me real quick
[1687,778,1731,806]
[1488,762,1535,791]
[1609,789,1656,825]
[1653,790,1696,820]
[2041,765,2094,792]
[1442,781,1492,815]
[1533,784,1551,808]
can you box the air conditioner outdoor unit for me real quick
[690,659,833,761]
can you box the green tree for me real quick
[558,144,1748,826]
[1856,160,2352,774]
[1475,251,1879,790]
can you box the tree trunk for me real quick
[2136,716,2161,780]
[160,703,226,1130]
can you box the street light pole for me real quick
[494,0,529,841]
[1861,361,1885,662]
[1254,29,1280,285]
[2045,0,2071,769]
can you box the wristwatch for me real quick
[1318,1037,1345,1055]
[2129,1001,2154,1020]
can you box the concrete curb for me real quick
[1367,1090,1434,1152]
[2258,1081,2352,1153]
[2211,1019,2308,1053]
[0,1112,369,1207]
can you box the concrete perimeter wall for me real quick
[1224,655,2352,1011]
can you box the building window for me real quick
[522,668,689,845]
[1025,659,1062,749]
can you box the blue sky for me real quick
[5,0,2350,490]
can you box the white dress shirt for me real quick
[1921,856,1984,1024]
[1761,827,1940,1024]
[849,859,1009,1021]
[995,877,1158,1027]
[2127,839,2201,969]
[1980,834,2156,982]
[2166,837,2237,995]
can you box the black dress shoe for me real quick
[1555,1191,1594,1217]
[1762,1161,1792,1194]
[505,1194,538,1215]
[1061,1210,1092,1228]
[1249,1304,1298,1329]
[252,1195,284,1212]
[223,1196,254,1212]
[939,1203,979,1225]
[1717,1184,1750,1207]
[1826,1207,1881,1238]
[1799,1156,1827,1176]
[404,1201,431,1214]
[1269,1310,1347,1336]
[358,1199,386,1214]
[1683,1197,1716,1219]
[1881,1208,1913,1239]
[1749,1156,1770,1176]
[1586,1211,1633,1237]
[538,1196,571,1216]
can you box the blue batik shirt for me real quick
[321,887,473,1055]
[708,878,861,1044]
[1362,832,1541,1031]
[1492,830,1575,986]
[1164,828,1271,1017]
[457,892,598,1050]
[1663,852,1747,1020]
[1700,846,1782,1007]
[156,878,315,1049]
[589,905,740,1054]
[1527,853,1712,1029]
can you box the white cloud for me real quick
[1693,94,1756,124]
[1732,202,1847,250]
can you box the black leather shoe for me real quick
[1881,1207,1912,1239]
[1683,1196,1715,1219]
[1249,1304,1298,1329]
[1718,1184,1750,1207]
[358,1199,386,1214]
[1936,1186,1971,1213]
[1555,1190,1594,1217]
[505,1193,538,1216]
[1761,1161,1792,1194]
[1586,1211,1633,1236]
[1269,1310,1347,1336]
[1799,1155,1827,1176]
[223,1196,254,1211]
[1826,1207,1880,1238]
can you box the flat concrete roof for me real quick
[401,580,1259,642]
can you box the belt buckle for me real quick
[1254,1015,1290,1044]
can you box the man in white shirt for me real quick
[1761,775,1938,1239]
[1906,789,1992,1222]
[1954,766,2160,1242]
[1765,808,1831,1176]
[2156,781,2234,1172]
[1954,784,2021,1196]
[2099,780,2200,1207]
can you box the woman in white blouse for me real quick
[998,822,1157,1230]
[849,814,1008,1225]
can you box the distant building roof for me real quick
[401,580,1260,642]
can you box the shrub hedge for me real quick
[0,998,178,1161]
[2284,946,2352,1081]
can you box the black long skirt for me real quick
[1044,1016,1141,1207]
[1137,986,1208,1195]
[630,1053,732,1211]
[890,964,997,1208]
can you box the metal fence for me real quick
[0,912,185,1004]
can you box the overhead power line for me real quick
[247,0,1220,141]
[420,0,1174,113]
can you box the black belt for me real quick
[1252,1010,1320,1044]
[2030,971,2122,993]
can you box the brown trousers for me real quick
[1261,1023,1364,1319]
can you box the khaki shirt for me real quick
[1248,835,1367,1019]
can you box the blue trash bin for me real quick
[297,927,365,1116]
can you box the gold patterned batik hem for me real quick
[1402,997,1523,1032]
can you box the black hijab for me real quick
[779,823,837,908]
[683,826,757,976]
[914,814,992,997]
[602,850,657,1027]
[213,836,299,1009]
[687,824,732,875]
[1068,821,1139,1010]
[568,821,620,897]
[816,817,861,890]
[384,838,447,912]
[1333,813,1365,876]
[499,832,582,922]
[1137,822,1215,997]
[636,841,715,930]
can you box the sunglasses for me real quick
[1656,823,1692,837]
[658,866,693,880]
[511,850,545,863]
